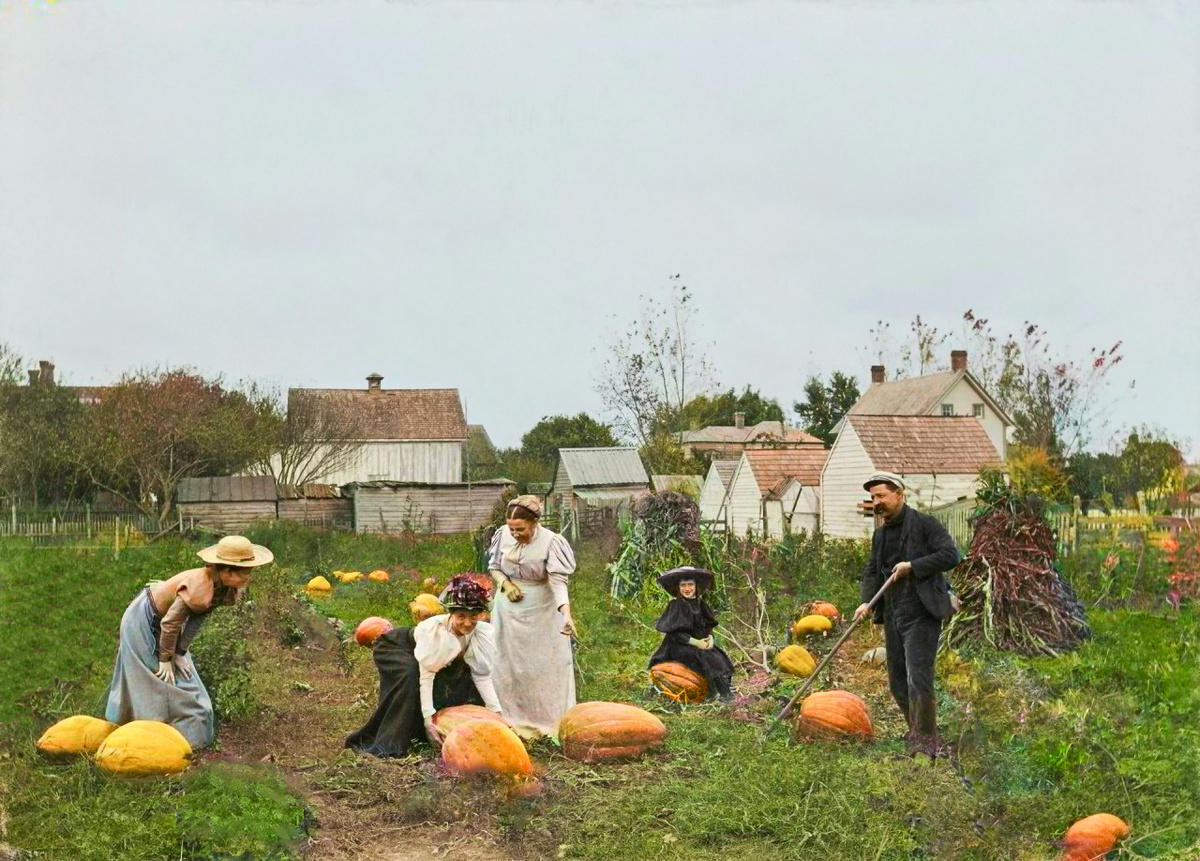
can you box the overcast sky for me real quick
[1,0,1197,457]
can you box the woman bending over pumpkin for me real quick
[486,495,578,736]
[104,535,274,749]
[346,575,503,758]
[648,566,735,703]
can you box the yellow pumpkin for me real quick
[305,575,332,594]
[37,715,119,757]
[335,571,362,583]
[775,645,817,678]
[93,720,192,776]
[791,614,833,639]
[410,593,445,623]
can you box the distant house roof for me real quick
[680,420,822,447]
[741,447,830,495]
[558,447,649,488]
[289,387,469,441]
[651,474,703,495]
[177,475,277,504]
[847,415,1002,475]
[712,460,740,487]
[849,370,1014,427]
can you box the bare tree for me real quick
[254,387,366,489]
[595,275,715,444]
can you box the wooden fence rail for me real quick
[927,500,1162,556]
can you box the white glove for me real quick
[173,654,194,680]
[688,637,713,650]
[154,661,176,685]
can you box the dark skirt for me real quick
[648,634,735,682]
[345,626,484,758]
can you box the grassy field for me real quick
[0,522,1196,860]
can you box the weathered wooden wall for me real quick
[277,498,353,530]
[352,483,510,535]
[177,501,277,533]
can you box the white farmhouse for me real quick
[724,447,830,539]
[821,415,1003,539]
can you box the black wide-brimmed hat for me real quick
[656,566,714,598]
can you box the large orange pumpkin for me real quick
[649,662,708,703]
[354,616,392,647]
[557,702,667,762]
[810,601,840,621]
[441,719,532,778]
[432,705,507,736]
[794,690,873,741]
[1061,813,1130,861]
[368,569,390,583]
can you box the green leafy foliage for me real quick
[793,371,861,446]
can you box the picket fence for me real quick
[0,505,161,549]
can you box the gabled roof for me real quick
[680,420,822,446]
[558,447,649,488]
[288,387,468,441]
[651,475,703,495]
[711,459,739,488]
[849,370,1014,427]
[846,415,1002,475]
[177,475,277,503]
[739,447,830,495]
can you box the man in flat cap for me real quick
[853,472,960,758]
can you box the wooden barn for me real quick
[698,460,739,527]
[281,375,469,486]
[548,448,650,536]
[346,479,514,535]
[821,414,1003,539]
[176,476,278,533]
[725,447,830,539]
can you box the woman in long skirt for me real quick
[487,495,577,736]
[346,575,502,757]
[104,535,274,749]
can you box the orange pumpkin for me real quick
[1061,813,1130,861]
[368,569,390,583]
[649,662,708,703]
[810,601,840,621]
[794,690,873,741]
[441,719,532,778]
[354,616,392,647]
[432,704,507,736]
[557,702,667,762]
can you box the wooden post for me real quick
[114,516,121,559]
[87,505,92,539]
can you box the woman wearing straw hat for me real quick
[346,574,502,757]
[486,495,578,736]
[103,535,274,749]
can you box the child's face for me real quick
[679,580,697,599]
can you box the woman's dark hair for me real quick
[209,563,249,575]
[507,503,539,522]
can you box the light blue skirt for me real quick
[103,589,214,749]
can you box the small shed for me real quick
[821,414,1003,539]
[176,476,277,532]
[277,484,352,530]
[549,447,650,534]
[651,475,703,498]
[726,448,829,539]
[698,460,739,527]
[346,479,515,535]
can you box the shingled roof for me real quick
[741,447,830,494]
[849,370,1014,426]
[712,460,739,487]
[681,420,822,446]
[288,387,468,441]
[847,415,1002,474]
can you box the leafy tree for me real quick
[493,449,554,492]
[1067,450,1123,511]
[1117,427,1185,512]
[595,275,714,444]
[464,425,503,481]
[793,372,860,446]
[520,413,617,465]
[0,341,23,385]
[73,369,279,524]
[638,432,707,478]
[1006,446,1069,503]
[0,375,86,506]
[665,387,784,434]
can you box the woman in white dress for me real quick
[487,495,578,735]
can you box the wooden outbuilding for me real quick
[725,447,829,539]
[548,448,650,536]
[698,460,740,527]
[176,476,277,533]
[346,479,514,535]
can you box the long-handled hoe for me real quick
[764,570,899,737]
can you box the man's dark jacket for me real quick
[859,506,961,622]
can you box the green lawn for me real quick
[1,524,1196,860]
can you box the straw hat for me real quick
[197,535,274,568]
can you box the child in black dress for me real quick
[648,566,735,702]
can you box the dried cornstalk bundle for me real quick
[947,492,1090,657]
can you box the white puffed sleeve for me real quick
[546,532,576,610]
[486,527,506,574]
[464,622,502,714]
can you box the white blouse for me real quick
[487,525,576,609]
[414,614,502,719]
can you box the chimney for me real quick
[38,360,54,386]
[870,365,886,385]
[366,373,383,392]
[950,350,967,373]
[27,369,39,386]
[734,412,745,429]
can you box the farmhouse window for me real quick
[940,404,954,417]
[972,403,984,418]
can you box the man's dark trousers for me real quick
[885,595,942,751]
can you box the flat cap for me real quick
[863,471,907,492]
